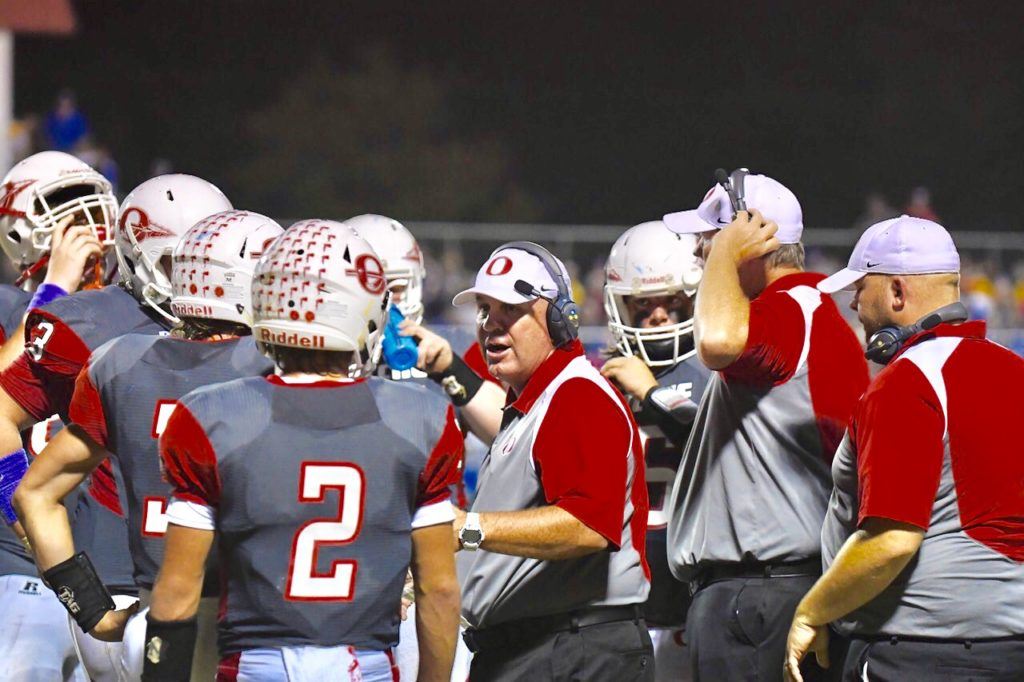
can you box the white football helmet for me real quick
[604,220,703,367]
[252,219,388,377]
[115,174,232,322]
[0,151,116,286]
[170,210,284,326]
[344,214,425,322]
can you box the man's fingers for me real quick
[600,358,624,375]
[813,638,830,669]
[399,319,424,339]
[784,655,804,682]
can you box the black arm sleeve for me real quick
[634,385,700,448]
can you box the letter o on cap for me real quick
[486,256,513,276]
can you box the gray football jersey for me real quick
[70,334,272,589]
[8,284,170,592]
[161,376,463,654]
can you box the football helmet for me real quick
[170,210,284,326]
[114,174,232,322]
[344,214,425,322]
[0,151,117,287]
[252,219,388,377]
[604,220,703,367]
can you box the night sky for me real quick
[13,0,1024,229]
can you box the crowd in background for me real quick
[10,91,1024,342]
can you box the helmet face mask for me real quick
[604,221,703,368]
[114,174,233,322]
[0,151,117,288]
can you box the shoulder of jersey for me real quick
[178,374,265,415]
[367,375,450,415]
[0,284,31,311]
[32,285,134,325]
[88,332,162,381]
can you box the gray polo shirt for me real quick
[667,273,868,578]
[459,341,650,628]
[823,322,1024,638]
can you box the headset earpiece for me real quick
[495,241,580,347]
[864,302,969,364]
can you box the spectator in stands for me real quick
[851,192,897,234]
[44,90,90,152]
[905,186,940,222]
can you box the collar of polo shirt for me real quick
[504,339,585,414]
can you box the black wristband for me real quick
[142,615,198,682]
[428,353,485,407]
[42,552,115,633]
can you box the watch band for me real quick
[459,512,484,551]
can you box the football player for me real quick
[0,174,232,681]
[599,217,709,682]
[15,210,281,682]
[145,220,462,682]
[345,214,475,681]
[0,150,118,681]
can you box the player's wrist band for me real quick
[428,354,484,407]
[42,551,115,633]
[142,615,197,682]
[28,282,68,311]
[0,448,29,525]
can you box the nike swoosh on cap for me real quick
[866,261,881,267]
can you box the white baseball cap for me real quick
[664,173,804,244]
[453,246,568,306]
[817,215,960,294]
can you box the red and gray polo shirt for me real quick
[458,340,650,628]
[823,321,1024,638]
[667,272,869,578]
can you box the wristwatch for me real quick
[458,512,485,551]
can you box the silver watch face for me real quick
[460,528,483,544]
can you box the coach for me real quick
[663,173,869,681]
[453,242,653,682]
[785,216,1024,681]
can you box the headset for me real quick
[497,240,580,347]
[714,167,750,218]
[864,301,969,364]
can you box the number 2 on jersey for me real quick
[285,462,365,601]
[143,400,179,536]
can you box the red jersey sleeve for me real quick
[416,404,465,508]
[0,312,91,420]
[533,378,633,549]
[463,343,501,386]
[854,362,945,529]
[68,365,110,449]
[159,404,222,508]
[723,292,806,385]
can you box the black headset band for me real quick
[494,240,573,303]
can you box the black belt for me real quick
[462,605,643,654]
[689,557,821,595]
[853,633,1024,647]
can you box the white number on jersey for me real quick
[285,462,364,601]
[27,321,54,361]
[142,400,179,537]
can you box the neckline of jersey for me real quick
[505,339,585,414]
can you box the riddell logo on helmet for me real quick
[632,274,674,287]
[171,302,214,317]
[259,328,326,349]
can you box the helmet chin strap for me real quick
[141,281,181,326]
[15,255,50,288]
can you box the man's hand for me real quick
[710,210,781,266]
[600,356,658,402]
[89,601,140,642]
[400,320,454,375]
[452,506,466,552]
[44,216,103,292]
[784,612,829,682]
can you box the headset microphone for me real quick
[714,167,749,217]
[514,279,544,300]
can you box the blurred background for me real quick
[5,0,1024,350]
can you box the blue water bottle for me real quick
[382,306,419,371]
